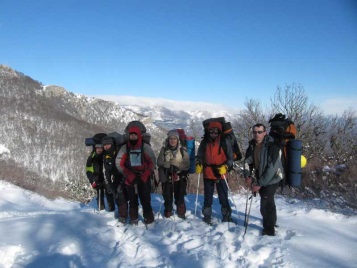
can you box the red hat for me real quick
[208,122,222,131]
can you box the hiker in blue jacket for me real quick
[244,123,284,236]
[157,129,190,219]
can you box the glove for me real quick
[195,163,203,174]
[217,165,228,175]
[91,182,97,189]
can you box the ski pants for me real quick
[259,183,279,234]
[126,179,154,221]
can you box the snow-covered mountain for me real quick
[0,64,234,201]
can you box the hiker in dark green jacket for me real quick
[244,123,284,236]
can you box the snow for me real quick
[0,180,356,268]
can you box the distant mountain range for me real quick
[0,64,234,201]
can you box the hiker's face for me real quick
[252,126,266,144]
[103,144,112,151]
[168,136,178,147]
[209,128,220,140]
[129,132,138,141]
[95,147,103,154]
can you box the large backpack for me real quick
[202,117,242,162]
[268,113,302,187]
[85,133,107,149]
[173,128,196,174]
[105,132,125,150]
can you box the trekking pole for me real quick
[244,187,249,226]
[157,192,163,219]
[243,194,254,236]
[243,180,256,237]
[97,188,101,214]
[222,174,241,221]
[194,173,201,217]
[171,166,176,219]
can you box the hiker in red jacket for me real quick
[115,125,156,225]
[195,121,234,225]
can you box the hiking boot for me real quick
[177,214,186,220]
[130,219,139,226]
[107,206,115,212]
[118,217,126,224]
[262,229,275,236]
[164,210,173,218]
[144,217,154,225]
[222,216,233,223]
[203,216,212,225]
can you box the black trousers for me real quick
[162,176,187,216]
[259,183,279,234]
[126,179,153,221]
[96,186,115,211]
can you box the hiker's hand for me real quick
[245,176,252,185]
[252,185,261,193]
[217,165,228,175]
[195,163,203,174]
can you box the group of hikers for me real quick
[86,116,289,236]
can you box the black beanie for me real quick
[102,136,114,145]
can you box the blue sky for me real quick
[1,0,356,114]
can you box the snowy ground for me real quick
[0,180,356,268]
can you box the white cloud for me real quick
[90,95,241,113]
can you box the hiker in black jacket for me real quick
[157,129,190,219]
[244,123,284,236]
[86,143,113,211]
[102,136,127,222]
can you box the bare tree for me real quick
[328,108,357,165]
[232,98,267,152]
[268,83,328,160]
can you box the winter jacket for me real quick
[196,135,233,180]
[244,135,284,187]
[86,151,104,184]
[115,126,156,186]
[157,138,190,181]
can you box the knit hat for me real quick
[95,143,104,148]
[102,136,114,145]
[208,121,222,131]
[167,129,180,140]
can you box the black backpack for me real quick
[202,117,242,162]
[85,133,107,149]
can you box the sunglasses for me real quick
[253,131,264,134]
[209,129,220,134]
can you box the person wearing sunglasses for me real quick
[195,121,234,225]
[244,123,284,236]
